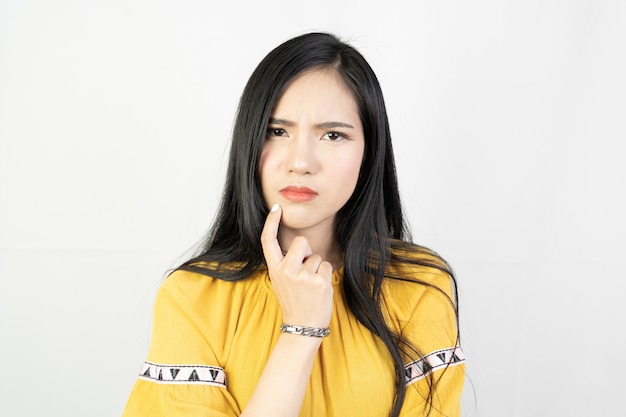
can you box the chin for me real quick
[279,213,316,230]
[280,207,332,232]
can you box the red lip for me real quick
[279,186,318,203]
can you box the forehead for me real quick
[272,68,360,121]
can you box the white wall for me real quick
[1,1,624,416]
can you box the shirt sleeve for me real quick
[385,266,466,417]
[121,273,242,417]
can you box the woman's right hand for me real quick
[260,204,333,329]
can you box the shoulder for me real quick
[147,265,273,364]
[381,240,457,330]
[383,242,463,383]
[158,264,271,313]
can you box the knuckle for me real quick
[308,254,322,264]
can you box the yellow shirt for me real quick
[122,259,465,416]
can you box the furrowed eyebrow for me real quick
[315,121,354,130]
[268,117,295,126]
[268,118,354,130]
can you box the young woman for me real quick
[122,32,465,417]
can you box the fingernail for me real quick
[271,203,279,212]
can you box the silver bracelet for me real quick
[280,323,330,338]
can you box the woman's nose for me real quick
[286,134,318,175]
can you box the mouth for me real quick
[279,186,318,203]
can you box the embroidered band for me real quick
[138,361,226,388]
[404,346,465,386]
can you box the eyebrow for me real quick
[268,117,354,130]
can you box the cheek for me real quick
[349,143,365,181]
[344,158,361,183]
[259,145,277,180]
[259,141,281,168]
[336,146,365,196]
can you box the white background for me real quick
[1,1,625,416]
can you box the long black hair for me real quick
[179,32,459,417]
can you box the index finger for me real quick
[261,203,283,267]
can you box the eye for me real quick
[322,131,346,141]
[266,127,288,137]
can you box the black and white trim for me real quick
[404,346,465,386]
[137,347,463,389]
[138,361,226,388]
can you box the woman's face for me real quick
[259,68,365,237]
